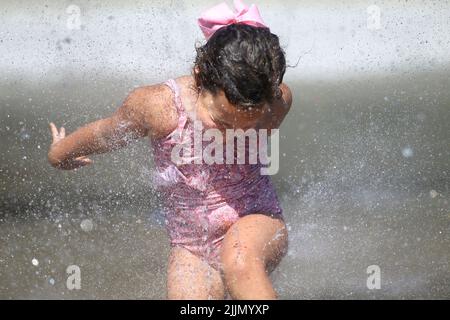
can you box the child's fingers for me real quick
[49,122,66,143]
[49,122,59,138]
[74,156,93,165]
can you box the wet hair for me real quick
[193,23,286,109]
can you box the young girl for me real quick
[48,0,292,300]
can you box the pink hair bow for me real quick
[198,0,269,40]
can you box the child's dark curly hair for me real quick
[193,23,286,109]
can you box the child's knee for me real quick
[221,248,265,282]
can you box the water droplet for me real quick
[429,190,438,198]
[80,219,94,232]
[401,147,413,158]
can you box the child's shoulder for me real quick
[124,82,179,139]
[279,83,293,108]
[268,82,293,116]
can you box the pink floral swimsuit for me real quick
[150,78,283,270]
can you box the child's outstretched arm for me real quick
[48,84,176,170]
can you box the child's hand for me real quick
[49,122,93,170]
[49,122,66,146]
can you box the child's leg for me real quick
[167,246,225,300]
[220,214,288,300]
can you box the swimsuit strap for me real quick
[163,78,188,137]
[165,78,185,111]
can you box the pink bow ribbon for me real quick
[198,0,269,40]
